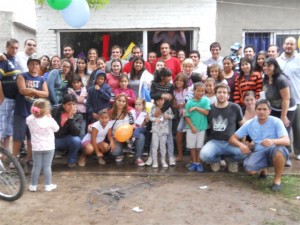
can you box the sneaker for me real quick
[169,157,176,166]
[196,163,204,173]
[67,163,76,168]
[54,153,62,159]
[152,160,158,168]
[115,155,124,162]
[188,163,197,171]
[210,162,220,172]
[29,185,37,192]
[135,158,145,167]
[9,162,15,169]
[220,159,227,167]
[26,160,33,167]
[145,157,153,166]
[98,157,106,165]
[45,184,57,192]
[161,159,168,168]
[285,159,292,167]
[228,162,239,173]
[271,183,282,192]
[296,154,300,160]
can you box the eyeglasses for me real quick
[27,43,36,47]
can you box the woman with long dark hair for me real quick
[262,57,296,132]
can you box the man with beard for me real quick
[200,83,246,172]
[63,44,77,71]
[277,37,300,160]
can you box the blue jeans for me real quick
[111,133,145,159]
[200,140,246,163]
[133,127,146,139]
[55,135,81,164]
[31,150,54,186]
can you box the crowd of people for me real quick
[0,36,299,192]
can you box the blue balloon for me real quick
[61,0,90,28]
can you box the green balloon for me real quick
[46,0,72,10]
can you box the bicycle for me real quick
[0,146,26,201]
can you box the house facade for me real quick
[35,0,300,60]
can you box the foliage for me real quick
[35,0,109,10]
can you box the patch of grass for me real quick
[261,219,286,225]
[238,175,300,199]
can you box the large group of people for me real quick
[0,35,299,192]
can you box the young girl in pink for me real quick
[26,99,59,192]
[114,74,136,107]
[173,73,189,161]
[68,74,88,138]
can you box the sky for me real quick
[0,0,36,29]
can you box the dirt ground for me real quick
[1,170,300,225]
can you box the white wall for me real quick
[36,0,217,60]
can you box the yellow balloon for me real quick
[145,102,153,114]
[298,36,300,50]
[115,124,133,142]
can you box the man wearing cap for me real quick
[229,42,242,72]
[0,38,21,150]
[12,53,49,166]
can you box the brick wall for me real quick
[36,0,216,60]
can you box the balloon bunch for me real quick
[46,0,90,28]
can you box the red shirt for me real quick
[152,57,182,80]
[122,61,152,74]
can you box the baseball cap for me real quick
[230,42,242,51]
[27,53,41,65]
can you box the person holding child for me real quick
[147,67,176,166]
[27,99,59,192]
[185,82,210,172]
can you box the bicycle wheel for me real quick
[0,147,26,201]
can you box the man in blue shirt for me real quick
[229,99,290,192]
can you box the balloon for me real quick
[115,124,133,142]
[61,0,90,28]
[298,36,300,50]
[145,102,153,114]
[46,0,72,10]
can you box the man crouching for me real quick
[229,99,290,192]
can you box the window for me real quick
[59,30,194,60]
[244,30,300,53]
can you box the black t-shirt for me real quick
[207,102,243,141]
[263,74,296,110]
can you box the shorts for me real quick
[13,115,31,141]
[82,140,91,148]
[0,98,15,139]
[243,146,289,172]
[186,129,205,149]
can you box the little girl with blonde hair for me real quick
[26,99,59,192]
